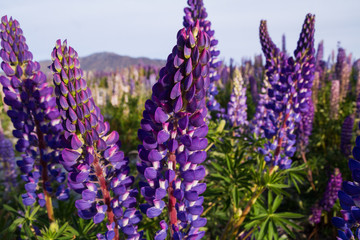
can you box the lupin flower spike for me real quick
[332,123,360,239]
[0,129,17,193]
[0,15,67,221]
[258,14,315,169]
[330,80,340,120]
[341,115,355,156]
[137,20,210,239]
[227,68,248,129]
[183,0,222,116]
[310,168,342,224]
[51,40,142,240]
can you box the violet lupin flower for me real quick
[137,21,210,239]
[0,15,67,221]
[293,13,316,150]
[315,41,325,81]
[249,75,258,107]
[227,68,248,128]
[309,205,322,225]
[321,168,342,212]
[298,99,314,152]
[51,40,142,240]
[183,0,222,116]
[258,14,315,169]
[310,168,342,225]
[0,131,17,192]
[341,115,355,156]
[332,126,360,239]
[282,34,286,54]
[250,82,269,138]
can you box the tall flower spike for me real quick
[0,129,17,193]
[227,68,248,129]
[250,76,270,138]
[332,123,360,239]
[183,0,222,116]
[51,40,142,240]
[0,15,67,221]
[330,80,340,120]
[341,115,354,156]
[258,14,315,169]
[310,168,342,224]
[293,13,316,151]
[259,20,278,60]
[298,99,314,152]
[249,75,258,107]
[137,21,210,239]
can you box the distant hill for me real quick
[39,52,166,74]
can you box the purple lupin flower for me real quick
[293,14,316,151]
[355,71,360,104]
[227,68,248,128]
[335,47,346,80]
[333,122,360,239]
[250,82,270,138]
[315,41,326,83]
[259,20,278,59]
[312,71,319,112]
[249,75,258,107]
[321,168,342,211]
[258,14,316,169]
[137,21,210,239]
[298,99,314,152]
[0,130,17,192]
[309,205,322,225]
[356,91,360,120]
[51,40,142,240]
[334,47,351,103]
[341,115,355,156]
[183,0,222,116]
[0,15,67,221]
[330,80,340,120]
[282,34,286,54]
[310,168,342,224]
[334,82,360,237]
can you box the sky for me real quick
[1,0,359,65]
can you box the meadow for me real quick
[0,1,359,239]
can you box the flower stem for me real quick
[300,149,316,190]
[35,120,54,222]
[168,152,178,237]
[94,156,119,240]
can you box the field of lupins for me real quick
[0,1,359,240]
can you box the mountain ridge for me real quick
[39,51,166,73]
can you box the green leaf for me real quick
[267,219,275,240]
[257,217,269,240]
[210,161,224,172]
[271,195,283,213]
[276,212,303,219]
[3,204,22,217]
[268,191,273,212]
[29,205,41,219]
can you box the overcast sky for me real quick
[1,0,359,65]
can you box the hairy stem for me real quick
[300,149,316,190]
[94,156,119,240]
[168,152,178,237]
[35,120,54,222]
